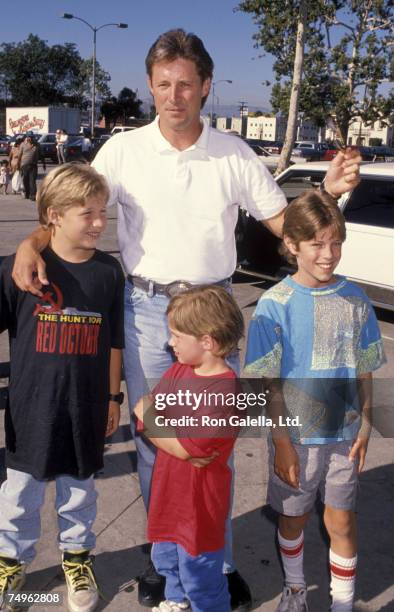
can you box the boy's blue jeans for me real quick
[0,468,97,563]
[152,542,231,612]
[123,280,238,573]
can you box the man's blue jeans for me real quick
[0,469,97,563]
[123,279,237,572]
[152,542,230,612]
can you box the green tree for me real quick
[321,1,394,141]
[101,87,143,128]
[100,96,119,128]
[78,58,112,109]
[237,0,329,172]
[236,0,394,147]
[117,87,143,122]
[0,34,114,110]
[0,35,82,106]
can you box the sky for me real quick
[1,1,392,115]
[1,0,275,113]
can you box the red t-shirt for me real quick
[146,362,238,556]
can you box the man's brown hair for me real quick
[145,29,214,108]
[280,190,346,265]
[37,163,109,227]
[166,285,244,358]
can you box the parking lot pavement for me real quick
[0,192,393,610]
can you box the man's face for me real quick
[148,57,211,135]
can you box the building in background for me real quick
[216,113,316,142]
[325,117,393,146]
[347,118,393,146]
[246,115,287,141]
[215,112,393,146]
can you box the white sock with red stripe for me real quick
[278,530,305,589]
[329,549,357,611]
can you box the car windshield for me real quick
[343,179,394,229]
[250,145,269,157]
[278,171,324,201]
[67,135,82,144]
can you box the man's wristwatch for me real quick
[319,179,341,200]
[108,392,124,404]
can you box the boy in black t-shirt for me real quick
[0,163,125,612]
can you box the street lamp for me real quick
[211,80,232,127]
[61,13,128,138]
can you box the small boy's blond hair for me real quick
[280,190,346,265]
[166,285,244,358]
[37,163,109,227]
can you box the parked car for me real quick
[64,136,86,161]
[111,126,137,135]
[292,141,327,161]
[37,133,84,162]
[37,133,58,162]
[247,143,283,173]
[371,146,394,162]
[247,142,307,172]
[322,143,375,162]
[0,136,11,156]
[263,141,283,154]
[236,161,394,311]
[7,133,34,149]
[90,134,112,160]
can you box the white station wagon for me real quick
[236,162,394,311]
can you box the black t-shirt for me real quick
[0,247,125,479]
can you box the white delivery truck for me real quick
[6,106,81,136]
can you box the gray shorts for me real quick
[267,439,359,516]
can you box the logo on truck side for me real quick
[8,114,46,133]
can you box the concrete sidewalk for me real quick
[1,417,393,611]
[0,190,393,611]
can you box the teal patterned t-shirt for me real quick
[244,276,386,444]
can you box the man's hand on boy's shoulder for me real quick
[273,438,300,489]
[12,235,50,296]
[106,401,120,437]
[348,436,369,473]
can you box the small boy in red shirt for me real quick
[134,285,244,612]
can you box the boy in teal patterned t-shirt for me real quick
[244,190,385,612]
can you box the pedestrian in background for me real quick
[82,136,92,161]
[8,140,23,195]
[0,161,11,195]
[55,129,68,164]
[18,136,45,201]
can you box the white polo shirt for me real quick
[93,117,287,284]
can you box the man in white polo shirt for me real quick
[12,28,361,612]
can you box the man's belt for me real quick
[127,275,231,298]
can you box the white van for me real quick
[110,126,137,136]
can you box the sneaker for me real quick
[62,550,99,612]
[276,586,308,612]
[137,559,165,607]
[227,570,252,611]
[0,555,26,610]
[152,601,190,612]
